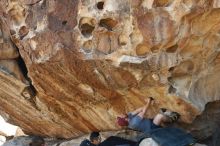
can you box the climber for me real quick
[116,97,196,146]
[29,136,45,146]
[80,132,102,146]
[117,97,180,132]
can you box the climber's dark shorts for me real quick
[127,113,161,134]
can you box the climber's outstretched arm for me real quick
[130,107,144,116]
[130,97,153,118]
[137,98,152,118]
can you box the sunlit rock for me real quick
[0,0,219,141]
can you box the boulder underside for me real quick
[0,0,220,139]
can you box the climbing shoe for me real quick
[160,108,180,123]
[168,112,180,123]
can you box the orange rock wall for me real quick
[0,0,220,138]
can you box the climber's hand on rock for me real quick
[145,97,154,105]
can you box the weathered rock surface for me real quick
[0,0,220,140]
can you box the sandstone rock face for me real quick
[0,0,220,139]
